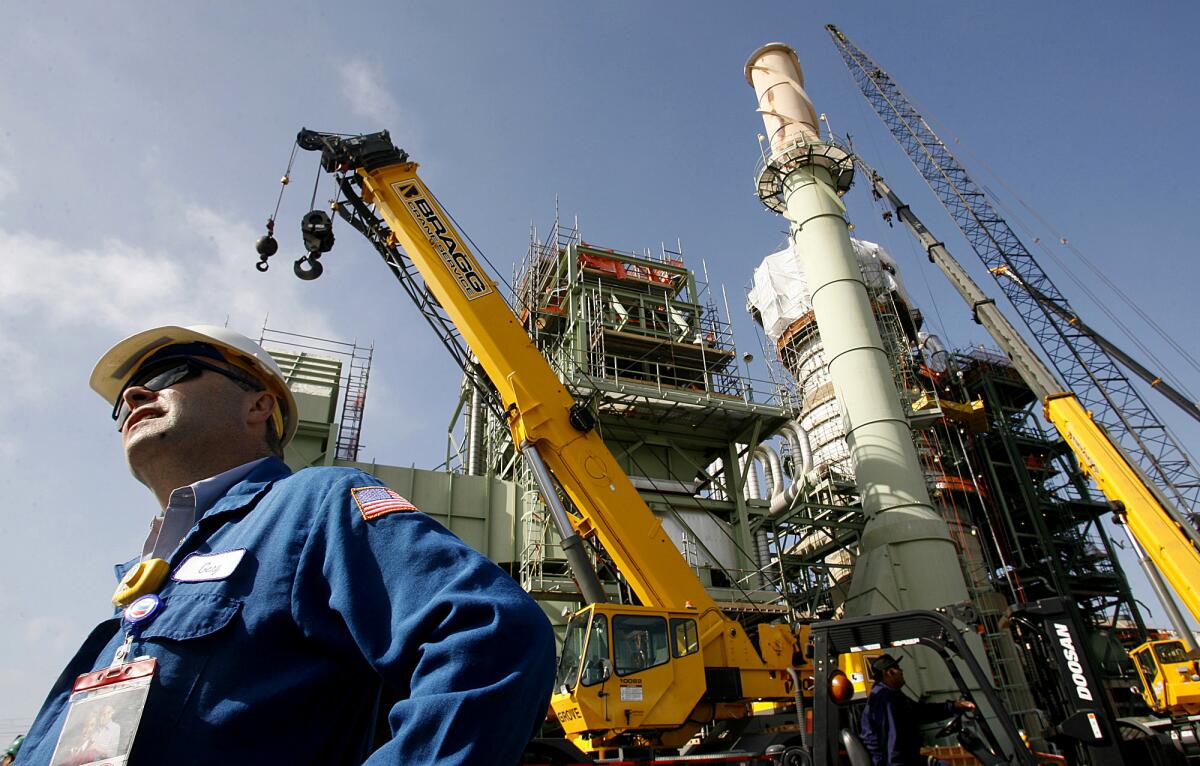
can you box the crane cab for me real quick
[550,603,708,750]
[1130,639,1200,716]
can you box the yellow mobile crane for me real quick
[284,129,801,756]
[260,129,1039,765]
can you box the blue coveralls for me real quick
[19,458,556,765]
[859,682,956,766]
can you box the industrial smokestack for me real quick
[745,43,821,153]
[745,43,975,694]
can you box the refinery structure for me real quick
[246,29,1200,766]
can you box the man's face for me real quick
[120,358,257,471]
[882,665,905,690]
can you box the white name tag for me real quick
[173,549,246,582]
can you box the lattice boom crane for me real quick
[825,24,1200,522]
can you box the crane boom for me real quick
[826,24,1200,520]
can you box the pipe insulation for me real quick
[770,421,816,515]
[743,444,786,502]
[704,458,727,501]
[756,444,786,499]
[466,371,486,475]
[781,420,814,479]
[743,444,764,501]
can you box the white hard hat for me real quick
[90,324,299,446]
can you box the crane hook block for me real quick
[256,234,279,258]
[300,210,335,254]
[255,235,278,273]
[294,255,324,280]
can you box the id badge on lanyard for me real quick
[49,595,162,766]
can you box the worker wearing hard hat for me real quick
[18,324,555,766]
[860,653,976,766]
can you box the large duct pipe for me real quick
[918,331,949,373]
[770,421,815,514]
[756,528,776,584]
[744,444,786,502]
[743,443,786,583]
[756,444,786,499]
[747,44,972,671]
[743,444,764,500]
[781,420,814,479]
[704,458,727,501]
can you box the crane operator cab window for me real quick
[1133,648,1158,684]
[670,618,699,658]
[613,615,669,676]
[1154,641,1190,665]
[556,612,610,692]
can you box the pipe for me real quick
[743,444,764,500]
[744,444,786,502]
[746,43,972,630]
[782,420,814,478]
[520,441,607,604]
[755,528,775,581]
[918,331,949,373]
[756,444,786,499]
[465,371,486,475]
[704,458,727,501]
[770,421,815,514]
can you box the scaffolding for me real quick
[260,327,374,462]
[494,216,793,613]
[950,350,1146,635]
[517,220,751,402]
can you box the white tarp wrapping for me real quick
[748,238,911,343]
[747,245,809,343]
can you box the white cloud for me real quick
[0,204,332,332]
[337,58,402,128]
[0,230,181,328]
[0,202,336,413]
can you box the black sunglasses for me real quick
[113,357,263,430]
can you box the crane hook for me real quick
[294,254,324,280]
[255,234,278,272]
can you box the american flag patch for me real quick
[351,486,418,521]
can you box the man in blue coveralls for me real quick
[860,654,976,766]
[18,324,556,765]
